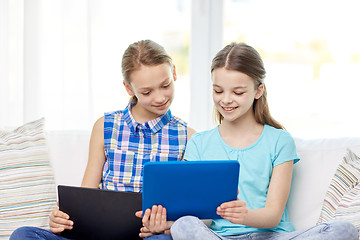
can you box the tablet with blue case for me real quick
[142,160,240,221]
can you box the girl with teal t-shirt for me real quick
[142,43,358,240]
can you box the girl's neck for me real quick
[218,115,264,149]
[130,103,161,124]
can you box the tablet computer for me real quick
[142,160,240,221]
[58,185,142,240]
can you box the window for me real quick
[224,0,360,138]
[1,0,191,130]
[2,0,359,138]
[89,0,191,129]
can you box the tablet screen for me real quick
[142,160,240,221]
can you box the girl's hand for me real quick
[49,204,73,233]
[216,200,248,224]
[135,211,154,238]
[139,226,153,238]
[141,205,173,235]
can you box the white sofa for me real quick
[46,131,360,231]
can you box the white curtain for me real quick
[1,0,200,131]
[1,0,24,128]
[1,0,92,130]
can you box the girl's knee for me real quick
[10,226,54,240]
[170,216,204,239]
[10,226,33,240]
[171,216,201,231]
[335,220,358,238]
[176,215,201,224]
[324,220,359,239]
[145,233,173,240]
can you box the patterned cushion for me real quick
[0,118,57,239]
[335,185,360,228]
[317,148,360,235]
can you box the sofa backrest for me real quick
[289,137,360,230]
[46,131,91,187]
[46,131,360,231]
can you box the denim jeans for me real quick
[169,216,359,240]
[10,226,172,240]
[145,234,173,240]
[11,219,359,240]
[10,227,69,240]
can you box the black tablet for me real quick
[58,185,142,240]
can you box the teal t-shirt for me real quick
[183,125,300,236]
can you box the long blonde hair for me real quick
[211,43,284,130]
[121,40,173,101]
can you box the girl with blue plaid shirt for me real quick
[10,40,195,240]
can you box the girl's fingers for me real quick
[143,205,169,233]
[141,226,151,233]
[51,209,67,219]
[217,211,244,217]
[217,200,248,225]
[149,205,158,227]
[50,222,72,232]
[217,200,246,212]
[139,231,153,238]
[219,200,245,209]
[135,210,143,218]
[50,227,65,234]
[49,215,73,233]
[217,207,246,214]
[161,207,167,225]
[155,205,163,226]
[49,209,73,227]
[142,208,151,226]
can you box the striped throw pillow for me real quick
[335,185,360,230]
[0,118,57,239]
[317,149,360,235]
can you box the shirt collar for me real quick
[123,101,173,135]
[123,101,138,133]
[147,109,173,134]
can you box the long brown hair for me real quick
[211,43,284,129]
[121,40,173,101]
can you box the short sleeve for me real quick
[273,131,300,167]
[184,134,201,161]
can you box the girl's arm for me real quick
[50,117,106,233]
[187,127,196,141]
[217,160,293,229]
[137,127,197,236]
[81,117,106,188]
[137,127,197,235]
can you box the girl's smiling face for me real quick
[124,63,176,121]
[212,67,263,123]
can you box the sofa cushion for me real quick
[0,118,57,239]
[317,148,360,234]
[335,184,360,230]
[289,137,360,230]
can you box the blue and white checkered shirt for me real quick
[102,102,188,192]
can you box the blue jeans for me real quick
[145,234,172,240]
[10,226,172,240]
[10,227,69,240]
[169,216,359,240]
